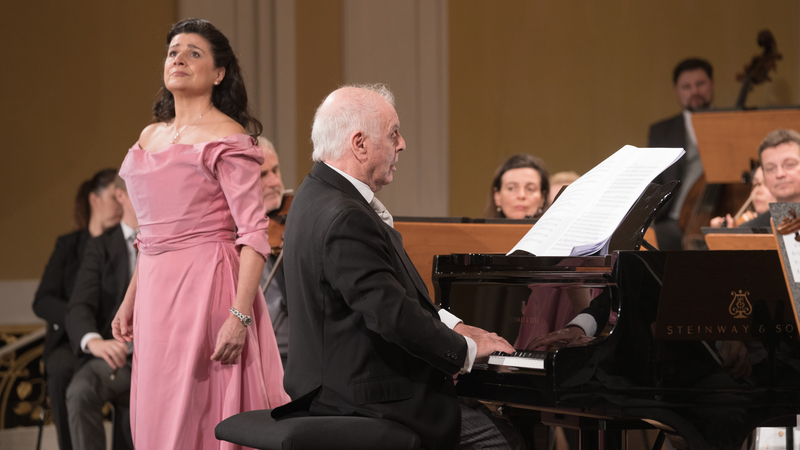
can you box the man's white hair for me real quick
[311,84,395,162]
[257,136,276,154]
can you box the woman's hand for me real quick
[211,314,247,363]
[112,299,135,343]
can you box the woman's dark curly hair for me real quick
[152,18,262,137]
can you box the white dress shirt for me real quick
[324,163,478,373]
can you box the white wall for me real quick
[178,0,451,217]
[178,0,299,189]
[0,280,42,325]
[341,0,450,216]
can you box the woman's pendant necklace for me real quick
[170,103,214,144]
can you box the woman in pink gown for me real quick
[112,19,289,449]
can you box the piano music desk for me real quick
[394,221,531,299]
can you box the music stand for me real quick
[693,108,800,183]
[702,227,776,250]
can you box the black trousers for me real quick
[45,343,79,450]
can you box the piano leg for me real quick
[579,430,601,450]
[651,430,666,450]
[596,429,625,450]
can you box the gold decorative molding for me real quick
[0,324,47,430]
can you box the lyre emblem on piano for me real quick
[729,290,753,319]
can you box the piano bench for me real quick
[215,410,421,450]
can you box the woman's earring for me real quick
[496,206,502,213]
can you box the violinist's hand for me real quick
[720,341,751,379]
[524,326,593,351]
[710,214,734,228]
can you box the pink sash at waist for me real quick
[135,230,236,255]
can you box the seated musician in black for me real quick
[33,169,121,450]
[256,137,289,366]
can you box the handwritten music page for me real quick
[508,145,685,257]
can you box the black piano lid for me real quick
[434,253,613,271]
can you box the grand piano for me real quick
[430,186,800,450]
[435,250,800,449]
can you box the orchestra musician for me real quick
[709,165,776,228]
[64,175,137,450]
[742,129,800,228]
[547,170,580,207]
[33,168,121,450]
[649,58,715,251]
[257,136,290,366]
[484,154,550,219]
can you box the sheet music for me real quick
[509,145,684,256]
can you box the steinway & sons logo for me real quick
[729,290,752,319]
[664,288,755,337]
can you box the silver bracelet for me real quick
[229,307,252,327]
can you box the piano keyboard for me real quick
[487,351,547,370]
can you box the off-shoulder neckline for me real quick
[133,133,253,154]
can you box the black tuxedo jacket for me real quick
[649,113,688,221]
[34,229,91,358]
[65,224,131,359]
[277,162,468,450]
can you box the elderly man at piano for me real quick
[277,84,526,450]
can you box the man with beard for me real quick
[258,137,290,366]
[649,58,715,250]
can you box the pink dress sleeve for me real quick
[202,135,271,259]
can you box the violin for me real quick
[267,191,294,257]
[713,195,758,228]
[261,191,294,294]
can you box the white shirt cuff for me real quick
[566,313,597,337]
[438,309,462,329]
[436,310,476,373]
[461,336,477,374]
[80,332,103,353]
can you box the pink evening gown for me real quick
[119,134,290,449]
